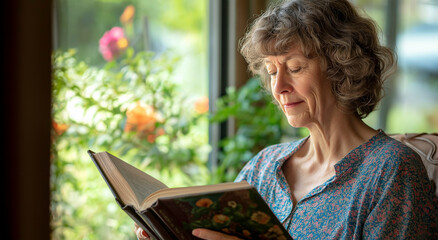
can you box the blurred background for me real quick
[3,0,437,239]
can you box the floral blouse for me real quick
[235,131,438,239]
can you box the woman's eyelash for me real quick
[267,67,302,76]
[289,67,302,73]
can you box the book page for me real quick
[98,152,168,208]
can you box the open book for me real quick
[88,150,292,240]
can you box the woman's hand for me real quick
[133,224,242,240]
[192,228,242,240]
[134,223,151,240]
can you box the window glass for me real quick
[52,0,209,238]
[391,0,438,133]
[356,0,438,133]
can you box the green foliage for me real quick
[148,0,207,33]
[53,48,209,172]
[209,78,286,183]
[51,49,210,239]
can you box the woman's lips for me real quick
[284,101,304,108]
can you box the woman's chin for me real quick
[285,113,309,128]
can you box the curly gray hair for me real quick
[240,0,396,118]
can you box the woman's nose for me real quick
[273,69,293,94]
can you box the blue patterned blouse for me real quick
[235,131,438,239]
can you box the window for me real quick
[52,0,209,238]
[355,0,438,133]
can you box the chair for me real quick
[390,133,438,196]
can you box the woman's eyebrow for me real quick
[285,54,304,62]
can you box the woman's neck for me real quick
[303,112,377,166]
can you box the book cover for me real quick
[145,188,292,240]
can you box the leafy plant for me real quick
[51,49,210,239]
[209,78,287,183]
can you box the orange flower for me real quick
[195,198,213,208]
[124,102,158,138]
[120,5,135,24]
[212,214,230,224]
[242,230,251,237]
[145,128,166,143]
[156,128,165,136]
[52,121,68,135]
[250,211,271,224]
[146,134,156,143]
[194,96,209,114]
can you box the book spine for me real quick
[140,208,177,240]
[121,204,159,240]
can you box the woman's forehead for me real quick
[263,46,306,64]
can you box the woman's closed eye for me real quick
[268,71,277,76]
[289,67,302,74]
[268,67,300,77]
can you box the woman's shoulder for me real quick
[374,131,421,161]
[366,131,426,177]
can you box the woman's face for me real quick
[264,46,338,128]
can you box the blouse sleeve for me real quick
[362,152,438,239]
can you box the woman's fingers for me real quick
[134,223,150,240]
[192,228,242,240]
[134,224,240,240]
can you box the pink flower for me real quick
[99,27,128,61]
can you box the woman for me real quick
[137,0,438,239]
